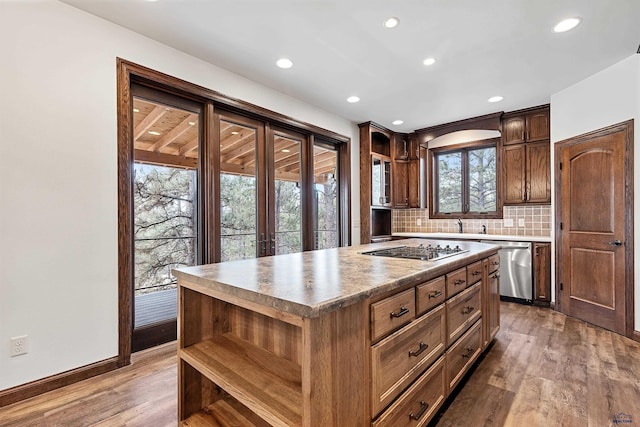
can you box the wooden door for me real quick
[557,120,633,335]
[503,144,525,204]
[526,141,551,203]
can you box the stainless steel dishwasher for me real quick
[481,240,532,303]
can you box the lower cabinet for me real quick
[370,253,499,426]
[533,242,551,306]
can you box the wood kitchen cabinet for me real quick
[533,242,551,306]
[392,134,420,209]
[360,122,394,243]
[502,105,551,205]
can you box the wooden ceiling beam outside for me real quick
[221,162,299,182]
[134,105,166,140]
[134,149,197,169]
[221,138,255,163]
[178,136,199,156]
[149,114,197,152]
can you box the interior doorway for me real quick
[555,119,634,337]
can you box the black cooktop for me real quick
[361,243,468,261]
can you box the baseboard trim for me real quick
[0,356,120,408]
[632,330,640,344]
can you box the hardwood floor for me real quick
[1,302,639,426]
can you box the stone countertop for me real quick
[393,232,552,243]
[173,238,499,319]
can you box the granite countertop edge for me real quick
[174,240,500,319]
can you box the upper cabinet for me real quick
[501,105,551,205]
[392,134,420,209]
[502,107,550,145]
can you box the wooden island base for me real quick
[175,240,500,426]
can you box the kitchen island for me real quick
[173,239,500,426]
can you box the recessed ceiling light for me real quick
[553,17,582,33]
[276,58,293,69]
[347,96,360,103]
[392,120,404,125]
[423,57,436,66]
[282,149,291,153]
[384,17,399,28]
[148,131,161,135]
[188,121,195,126]
[488,96,504,103]
[133,108,140,113]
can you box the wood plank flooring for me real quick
[1,302,639,426]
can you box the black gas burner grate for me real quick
[361,244,468,261]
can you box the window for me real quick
[430,140,499,218]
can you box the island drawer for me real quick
[371,304,446,416]
[372,355,446,427]
[446,283,481,346]
[445,267,467,298]
[371,288,416,342]
[415,276,445,315]
[446,319,482,393]
[488,254,500,274]
[466,260,483,286]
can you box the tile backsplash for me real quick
[393,206,551,237]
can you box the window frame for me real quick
[428,138,502,219]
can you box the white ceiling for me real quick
[62,0,640,132]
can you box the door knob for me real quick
[609,240,623,247]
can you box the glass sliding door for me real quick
[218,114,262,261]
[271,131,303,255]
[131,85,202,351]
[313,144,339,249]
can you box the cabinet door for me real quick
[393,135,409,160]
[502,116,526,145]
[526,111,550,142]
[526,141,551,203]
[393,161,409,208]
[372,155,392,206]
[503,144,526,204]
[533,243,551,305]
[408,159,420,208]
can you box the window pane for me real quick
[469,147,497,212]
[273,134,302,255]
[220,120,257,261]
[133,164,197,325]
[314,146,338,249]
[437,152,462,213]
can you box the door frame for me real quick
[554,119,635,339]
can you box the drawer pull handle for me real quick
[454,279,466,286]
[472,270,481,276]
[408,342,429,357]
[492,261,500,265]
[409,400,429,421]
[428,290,442,299]
[461,305,474,315]
[390,306,410,318]
[462,346,475,359]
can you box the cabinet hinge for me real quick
[560,222,563,230]
[560,282,563,291]
[559,162,562,170]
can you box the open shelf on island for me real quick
[180,333,302,427]
[181,397,271,427]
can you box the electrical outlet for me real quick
[10,335,28,357]
[416,218,422,226]
[503,218,514,227]
[518,218,525,228]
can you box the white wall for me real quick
[550,54,640,331]
[0,0,359,390]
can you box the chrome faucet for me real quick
[481,225,487,234]
[457,218,463,233]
